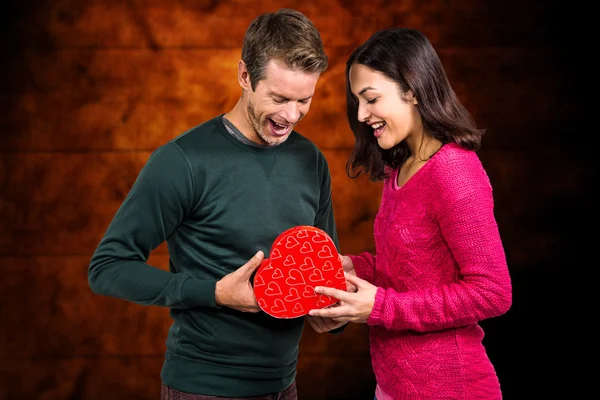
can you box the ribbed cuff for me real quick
[367,287,386,326]
[180,277,219,309]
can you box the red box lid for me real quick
[254,226,346,319]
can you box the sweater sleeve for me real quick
[368,154,512,331]
[88,142,218,309]
[348,253,376,283]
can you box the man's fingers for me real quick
[341,255,354,272]
[306,316,326,332]
[309,305,351,320]
[346,282,358,293]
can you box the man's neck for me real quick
[223,99,259,145]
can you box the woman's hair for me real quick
[345,28,484,181]
[242,8,328,90]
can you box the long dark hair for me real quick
[345,28,484,181]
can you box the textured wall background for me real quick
[0,0,590,399]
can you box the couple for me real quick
[88,8,512,400]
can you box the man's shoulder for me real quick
[288,130,324,156]
[171,115,223,148]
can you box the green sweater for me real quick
[88,115,339,396]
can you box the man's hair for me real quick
[241,8,328,90]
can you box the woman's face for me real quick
[349,63,421,150]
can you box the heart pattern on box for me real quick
[253,226,347,319]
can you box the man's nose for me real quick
[283,102,300,123]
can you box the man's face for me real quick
[242,60,320,146]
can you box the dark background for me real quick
[0,1,591,399]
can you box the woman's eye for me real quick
[366,98,378,104]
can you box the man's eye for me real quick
[299,99,310,105]
[274,98,287,104]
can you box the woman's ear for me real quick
[406,90,418,105]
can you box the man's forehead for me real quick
[259,60,319,99]
[266,88,314,101]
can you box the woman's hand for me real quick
[308,273,377,324]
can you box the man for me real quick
[88,8,344,400]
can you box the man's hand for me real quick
[308,273,377,324]
[306,313,347,333]
[341,254,354,273]
[215,251,264,312]
[340,255,357,293]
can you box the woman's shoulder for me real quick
[437,142,479,161]
[429,143,490,192]
[431,143,483,174]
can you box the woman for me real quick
[309,28,512,400]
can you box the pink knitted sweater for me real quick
[350,143,512,400]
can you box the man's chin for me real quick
[260,132,289,147]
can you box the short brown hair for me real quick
[241,8,328,90]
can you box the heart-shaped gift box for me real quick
[253,225,346,319]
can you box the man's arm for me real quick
[88,143,217,309]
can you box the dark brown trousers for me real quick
[160,381,297,400]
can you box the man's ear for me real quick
[238,60,251,91]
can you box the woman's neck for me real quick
[407,135,443,162]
